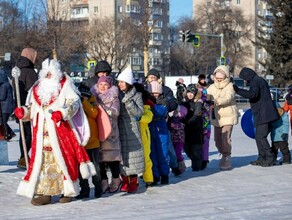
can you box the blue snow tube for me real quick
[241,109,256,139]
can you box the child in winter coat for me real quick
[91,76,122,194]
[182,84,204,171]
[283,84,292,134]
[76,83,103,199]
[134,83,154,187]
[168,105,188,173]
[196,75,212,170]
[148,81,170,185]
[271,102,291,165]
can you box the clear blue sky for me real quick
[170,0,193,23]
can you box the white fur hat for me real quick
[117,67,134,85]
[39,58,63,80]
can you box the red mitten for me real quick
[145,99,155,108]
[51,111,63,123]
[14,107,25,119]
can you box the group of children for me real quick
[75,66,216,199]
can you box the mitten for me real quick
[233,84,239,93]
[14,107,25,119]
[51,111,63,123]
[281,133,288,141]
[145,99,155,108]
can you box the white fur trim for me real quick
[80,163,90,179]
[87,162,97,176]
[63,179,79,197]
[17,180,34,198]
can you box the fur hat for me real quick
[148,81,162,94]
[117,67,134,85]
[39,58,63,80]
[97,75,112,87]
[147,68,160,79]
[213,65,230,78]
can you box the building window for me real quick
[131,57,142,65]
[152,33,163,41]
[126,4,140,13]
[150,58,161,65]
[61,0,67,3]
[94,7,98,13]
[152,8,162,15]
[237,0,241,4]
[118,6,123,13]
[154,20,163,28]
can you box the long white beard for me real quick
[37,78,61,105]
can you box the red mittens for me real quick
[51,111,63,123]
[145,99,155,108]
[15,107,25,119]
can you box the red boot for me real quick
[120,175,129,192]
[127,175,138,193]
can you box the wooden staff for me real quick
[12,66,29,169]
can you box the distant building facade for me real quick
[193,0,271,76]
[47,0,170,77]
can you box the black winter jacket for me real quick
[236,67,278,126]
[15,56,38,105]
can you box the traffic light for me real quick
[179,30,185,42]
[185,30,194,42]
[220,56,226,65]
[193,35,200,47]
[87,60,96,70]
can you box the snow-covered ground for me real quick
[1,115,292,220]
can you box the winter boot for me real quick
[172,167,183,176]
[120,175,129,192]
[220,156,232,170]
[109,178,122,193]
[75,188,90,200]
[147,176,160,187]
[31,195,51,206]
[17,157,27,169]
[160,175,169,185]
[178,161,186,173]
[200,160,209,170]
[101,179,109,194]
[127,176,138,193]
[95,185,103,198]
[281,147,291,165]
[59,195,72,203]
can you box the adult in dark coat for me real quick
[0,67,15,140]
[233,67,278,167]
[13,48,38,169]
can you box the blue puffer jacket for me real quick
[270,111,289,142]
[149,104,170,177]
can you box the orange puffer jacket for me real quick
[81,95,100,149]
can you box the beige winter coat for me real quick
[207,65,239,127]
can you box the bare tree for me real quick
[0,0,25,62]
[86,17,139,73]
[195,2,254,74]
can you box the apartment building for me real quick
[193,0,270,76]
[47,0,170,77]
